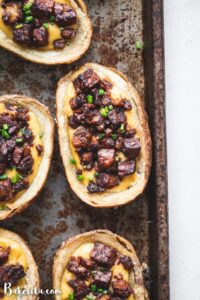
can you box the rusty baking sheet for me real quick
[0,0,168,299]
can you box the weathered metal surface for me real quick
[0,0,168,299]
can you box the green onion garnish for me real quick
[97,288,103,293]
[39,131,44,138]
[90,284,97,292]
[2,129,10,139]
[111,134,117,140]
[49,15,55,24]
[68,293,74,300]
[86,296,94,300]
[24,9,32,15]
[98,89,105,95]
[86,95,93,104]
[77,174,84,181]
[3,124,8,130]
[120,123,125,133]
[23,2,33,11]
[136,40,142,50]
[16,138,23,143]
[70,158,76,165]
[100,108,108,117]
[25,16,33,23]
[98,133,105,140]
[95,172,99,177]
[108,105,113,110]
[15,24,23,29]
[11,173,23,184]
[0,174,8,180]
[43,23,49,29]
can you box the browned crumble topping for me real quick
[68,68,141,193]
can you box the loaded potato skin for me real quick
[56,63,152,207]
[53,230,149,300]
[0,0,92,64]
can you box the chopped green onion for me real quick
[135,40,142,50]
[111,134,117,140]
[97,288,103,293]
[25,16,33,23]
[24,9,32,15]
[98,89,105,95]
[0,204,6,211]
[16,138,23,143]
[90,284,97,292]
[49,15,55,24]
[108,105,113,111]
[15,24,23,29]
[23,2,33,11]
[2,129,10,139]
[68,293,74,300]
[120,124,125,133]
[11,173,23,184]
[104,106,109,113]
[43,23,49,29]
[98,133,105,140]
[86,296,94,300]
[70,158,76,165]
[102,290,108,294]
[100,108,108,117]
[3,124,8,130]
[95,172,99,177]
[77,174,84,181]
[86,95,93,104]
[20,128,25,135]
[39,131,44,138]
[0,174,8,180]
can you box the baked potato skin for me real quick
[56,63,152,208]
[0,0,92,65]
[0,227,40,300]
[53,230,149,300]
[0,95,54,221]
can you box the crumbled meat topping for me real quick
[0,245,26,296]
[68,68,141,193]
[1,0,77,49]
[65,242,134,300]
[0,104,43,203]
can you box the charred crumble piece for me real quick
[0,104,42,203]
[68,68,141,193]
[0,247,26,294]
[1,0,77,49]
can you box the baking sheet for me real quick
[0,0,168,299]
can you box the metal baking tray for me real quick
[0,0,168,299]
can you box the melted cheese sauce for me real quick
[0,0,76,51]
[0,237,28,300]
[0,103,43,206]
[65,80,141,193]
[61,243,134,300]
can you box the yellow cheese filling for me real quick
[65,80,141,193]
[0,0,76,51]
[61,243,134,300]
[0,237,28,300]
[0,103,43,206]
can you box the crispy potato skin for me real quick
[0,0,92,65]
[0,95,54,220]
[0,228,40,300]
[56,63,152,208]
[53,230,149,300]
